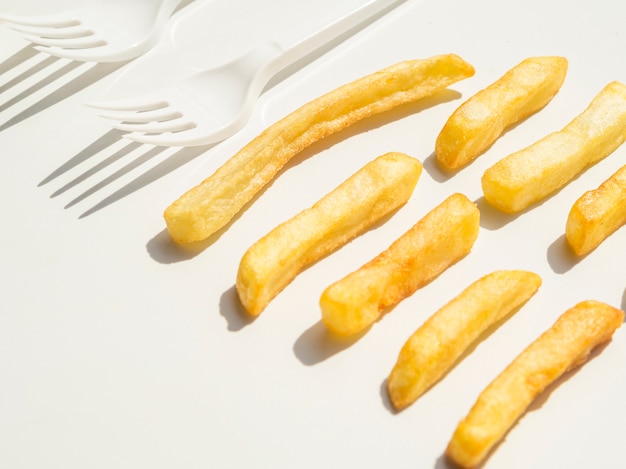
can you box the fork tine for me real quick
[22,33,104,49]
[123,127,224,147]
[110,116,195,134]
[7,23,92,39]
[0,12,79,28]
[97,107,182,124]
[87,97,169,113]
[33,44,131,63]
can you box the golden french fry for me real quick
[566,163,626,256]
[436,56,567,170]
[446,300,624,469]
[320,193,480,336]
[164,54,475,243]
[387,270,542,411]
[236,152,422,316]
[482,81,626,213]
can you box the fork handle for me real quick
[272,0,408,71]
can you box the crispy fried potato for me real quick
[320,193,480,336]
[436,56,567,170]
[566,163,626,256]
[482,81,626,213]
[446,300,624,469]
[164,54,475,243]
[387,270,541,411]
[236,152,422,316]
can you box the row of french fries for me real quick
[165,54,625,467]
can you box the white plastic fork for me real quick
[89,0,408,147]
[0,0,189,63]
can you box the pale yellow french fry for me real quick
[566,163,626,256]
[164,54,475,243]
[482,81,626,213]
[446,300,624,469]
[320,193,480,336]
[387,270,542,411]
[436,56,567,170]
[236,152,422,316]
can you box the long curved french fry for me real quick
[237,152,422,316]
[164,54,475,243]
[566,163,626,256]
[387,270,542,411]
[482,81,626,213]
[320,193,480,336]
[436,56,567,170]
[446,300,624,469]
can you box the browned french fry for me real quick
[436,56,567,170]
[236,152,422,316]
[566,163,626,256]
[482,81,626,213]
[320,193,480,336]
[387,270,542,411]
[446,300,624,469]
[164,54,475,243]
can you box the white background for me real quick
[0,0,624,468]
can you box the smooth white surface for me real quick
[0,0,624,468]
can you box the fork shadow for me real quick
[39,128,213,218]
[0,45,127,131]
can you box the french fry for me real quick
[446,300,624,469]
[387,270,542,411]
[164,54,475,243]
[320,193,480,336]
[566,163,626,256]
[236,152,422,316]
[436,56,567,170]
[482,81,626,213]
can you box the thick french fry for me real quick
[446,300,624,469]
[236,152,422,316]
[482,81,626,213]
[436,56,567,170]
[320,193,480,336]
[387,270,542,411]
[566,163,626,256]
[164,54,475,243]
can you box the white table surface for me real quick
[1,0,625,468]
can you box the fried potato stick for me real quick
[320,193,480,336]
[446,300,624,469]
[236,152,422,316]
[566,163,626,256]
[482,81,626,213]
[164,54,475,243]
[387,270,542,411]
[436,56,567,170]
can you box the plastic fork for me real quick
[0,0,189,63]
[88,0,407,146]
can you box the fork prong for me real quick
[33,44,129,63]
[0,12,79,28]
[21,33,104,49]
[123,127,223,147]
[7,23,92,39]
[110,116,195,134]
[87,97,169,113]
[97,107,182,124]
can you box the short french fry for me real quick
[446,300,624,469]
[482,81,626,213]
[566,163,626,256]
[436,56,567,170]
[164,54,475,243]
[387,270,542,411]
[320,193,480,336]
[236,152,422,316]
